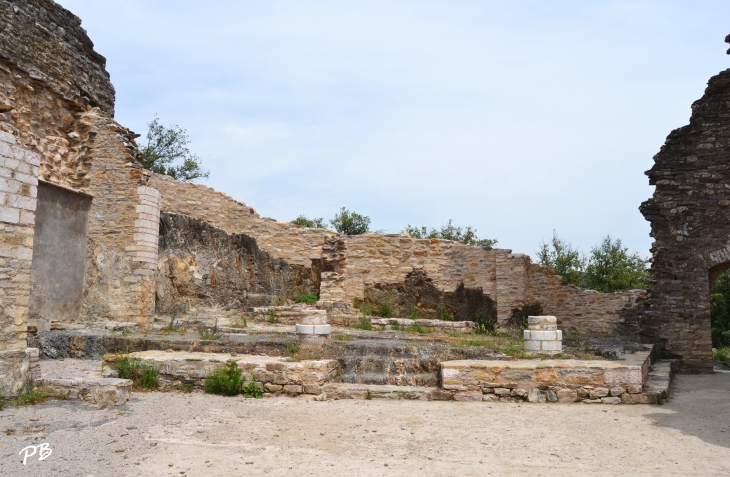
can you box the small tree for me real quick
[139,116,209,181]
[536,231,585,287]
[330,207,371,235]
[403,220,497,248]
[583,236,648,293]
[711,270,730,347]
[291,215,325,228]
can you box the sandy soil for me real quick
[1,370,729,476]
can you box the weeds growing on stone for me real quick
[284,341,301,359]
[474,311,495,334]
[408,306,419,320]
[333,334,356,341]
[0,390,7,410]
[115,355,160,389]
[204,361,244,396]
[295,293,318,304]
[353,296,362,309]
[406,324,433,334]
[365,389,372,400]
[179,383,194,393]
[377,303,393,318]
[199,319,225,340]
[438,306,455,321]
[268,310,277,324]
[14,388,50,406]
[230,316,248,329]
[242,374,264,398]
[355,316,373,331]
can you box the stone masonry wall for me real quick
[526,263,645,338]
[0,130,39,352]
[636,37,730,371]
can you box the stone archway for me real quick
[638,34,730,372]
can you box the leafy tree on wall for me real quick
[536,231,585,287]
[583,236,648,293]
[290,215,326,228]
[403,220,497,248]
[139,116,209,181]
[330,207,371,235]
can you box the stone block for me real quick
[0,205,19,224]
[493,388,510,396]
[589,387,609,399]
[527,389,545,403]
[545,390,557,402]
[556,388,578,403]
[510,388,527,398]
[610,386,626,397]
[265,383,282,392]
[530,331,557,341]
[313,324,331,335]
[540,340,562,351]
[482,394,500,402]
[603,368,643,386]
[454,391,483,401]
[621,393,652,404]
[626,384,643,394]
[283,384,302,394]
[302,384,322,395]
[601,397,621,404]
[296,324,314,335]
[524,340,541,351]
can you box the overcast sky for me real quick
[60,0,730,257]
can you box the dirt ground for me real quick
[1,371,729,477]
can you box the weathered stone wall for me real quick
[148,173,332,268]
[526,263,646,338]
[156,212,319,313]
[0,131,38,352]
[637,38,730,371]
[0,0,115,115]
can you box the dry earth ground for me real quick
[1,370,729,476]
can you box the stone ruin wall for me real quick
[636,38,730,371]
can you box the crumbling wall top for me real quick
[0,0,115,114]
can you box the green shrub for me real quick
[330,207,371,235]
[268,310,277,323]
[408,306,419,320]
[291,215,325,228]
[284,341,301,359]
[438,306,455,321]
[355,316,373,331]
[242,377,264,398]
[353,296,362,309]
[116,355,141,380]
[204,361,244,396]
[406,324,432,334]
[376,303,393,318]
[138,363,161,389]
[474,311,495,335]
[714,347,730,367]
[295,293,318,304]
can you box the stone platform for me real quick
[40,359,132,406]
[441,346,656,404]
[109,350,339,396]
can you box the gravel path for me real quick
[1,370,729,476]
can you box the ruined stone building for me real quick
[0,0,724,393]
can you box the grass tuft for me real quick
[229,316,248,329]
[115,355,160,389]
[355,316,373,331]
[295,293,318,304]
[14,388,50,406]
[199,319,225,340]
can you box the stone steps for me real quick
[40,360,132,406]
[322,383,440,400]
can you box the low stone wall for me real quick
[441,348,651,404]
[110,350,339,396]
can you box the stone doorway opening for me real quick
[28,181,92,332]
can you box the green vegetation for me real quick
[536,232,648,293]
[199,319,225,340]
[714,347,730,367]
[536,231,585,287]
[0,390,6,410]
[230,316,248,329]
[711,270,730,348]
[14,388,50,406]
[204,361,244,396]
[376,303,393,318]
[353,296,362,309]
[406,324,432,334]
[115,355,161,389]
[178,383,194,393]
[242,375,264,398]
[162,310,186,333]
[473,311,494,335]
[438,306,455,321]
[268,310,277,324]
[333,334,357,341]
[284,341,301,359]
[139,116,209,181]
[291,215,326,228]
[295,293,318,304]
[330,207,371,235]
[355,316,373,331]
[408,306,419,320]
[403,220,497,248]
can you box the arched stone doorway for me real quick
[638,34,730,372]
